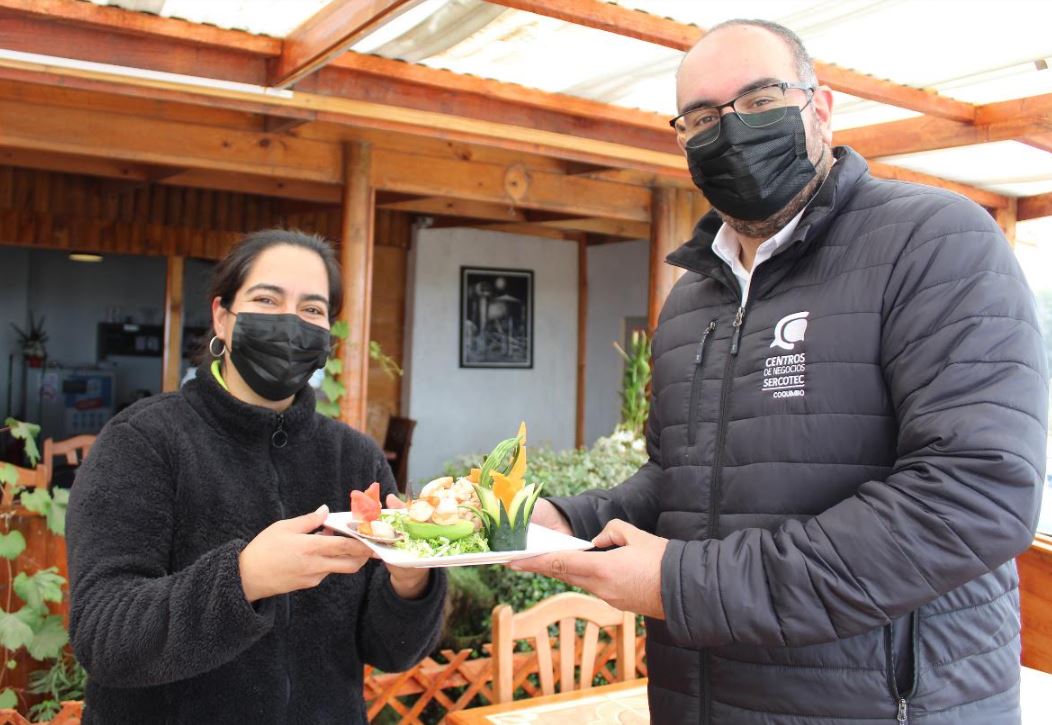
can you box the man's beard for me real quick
[715,113,833,241]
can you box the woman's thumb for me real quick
[286,504,329,532]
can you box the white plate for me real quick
[323,510,594,568]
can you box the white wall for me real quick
[404,228,578,485]
[584,239,649,445]
[0,247,30,419]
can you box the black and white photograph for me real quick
[460,267,533,369]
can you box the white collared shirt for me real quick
[711,207,807,304]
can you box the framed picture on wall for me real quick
[460,266,534,369]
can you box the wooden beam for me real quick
[339,141,375,429]
[838,93,1052,158]
[1019,192,1052,221]
[460,223,576,241]
[0,0,279,54]
[0,98,343,183]
[866,160,1009,209]
[1021,134,1052,154]
[378,196,526,223]
[649,187,705,331]
[993,198,1017,248]
[272,0,418,88]
[1019,538,1052,672]
[532,217,650,240]
[0,55,685,177]
[162,255,185,392]
[486,0,975,122]
[371,151,651,222]
[264,117,312,135]
[576,235,588,449]
[0,11,270,85]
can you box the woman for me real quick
[67,230,446,723]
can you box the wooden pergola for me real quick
[0,0,1050,443]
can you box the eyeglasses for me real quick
[669,81,816,146]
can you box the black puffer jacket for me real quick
[549,147,1047,724]
[67,365,447,724]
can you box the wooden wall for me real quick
[0,164,409,434]
[1020,537,1052,673]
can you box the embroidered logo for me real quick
[770,311,809,351]
[763,312,809,399]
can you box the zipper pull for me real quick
[271,414,288,448]
[897,698,908,724]
[694,321,718,364]
[730,306,745,356]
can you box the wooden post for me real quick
[994,197,1018,248]
[649,187,705,331]
[339,141,375,429]
[161,254,185,392]
[576,235,588,449]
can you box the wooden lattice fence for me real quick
[1,633,648,724]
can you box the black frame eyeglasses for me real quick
[669,81,816,146]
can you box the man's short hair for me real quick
[706,18,818,87]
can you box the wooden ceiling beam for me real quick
[457,222,578,241]
[378,196,527,223]
[486,0,975,122]
[531,216,650,240]
[271,0,419,88]
[0,0,279,54]
[0,54,685,176]
[1021,134,1052,154]
[1019,192,1052,221]
[866,160,1010,209]
[837,93,1052,158]
[0,11,269,85]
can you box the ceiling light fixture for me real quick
[69,252,103,263]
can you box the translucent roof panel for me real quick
[87,0,333,37]
[878,142,1052,197]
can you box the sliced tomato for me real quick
[351,482,382,522]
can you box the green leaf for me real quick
[14,605,43,633]
[324,357,343,375]
[0,531,26,560]
[46,490,68,537]
[4,418,41,468]
[13,569,65,610]
[320,376,346,402]
[329,320,349,340]
[0,610,35,651]
[27,616,68,660]
[0,687,16,709]
[19,487,51,516]
[315,400,340,418]
[0,463,16,487]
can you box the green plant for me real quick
[613,330,651,439]
[0,419,71,710]
[27,652,85,722]
[316,321,403,419]
[10,315,48,361]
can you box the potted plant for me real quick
[10,315,48,369]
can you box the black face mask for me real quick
[228,312,330,401]
[685,107,818,221]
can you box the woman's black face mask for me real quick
[228,312,330,401]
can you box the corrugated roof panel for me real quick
[86,0,332,37]
[878,142,1052,195]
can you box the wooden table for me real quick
[445,679,649,724]
[446,668,1052,724]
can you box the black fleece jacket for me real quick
[67,365,446,724]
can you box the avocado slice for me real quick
[405,519,475,541]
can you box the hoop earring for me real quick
[208,336,226,358]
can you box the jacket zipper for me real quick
[707,303,746,541]
[268,414,292,718]
[686,320,718,449]
[884,613,920,724]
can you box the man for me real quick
[519,18,1047,724]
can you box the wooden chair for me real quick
[43,435,96,488]
[491,592,637,704]
[1,462,49,506]
[44,435,96,467]
[382,416,416,494]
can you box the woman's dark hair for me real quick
[209,229,343,320]
[197,229,342,363]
